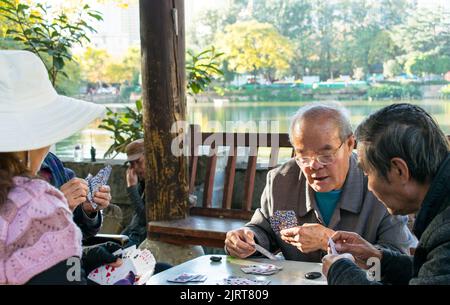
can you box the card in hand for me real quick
[89,246,156,285]
[131,249,155,275]
[85,165,112,209]
[269,210,298,233]
[328,237,338,255]
[87,266,103,283]
[88,258,136,285]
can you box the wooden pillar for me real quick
[139,0,188,221]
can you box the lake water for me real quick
[55,99,450,161]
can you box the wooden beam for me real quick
[140,0,188,221]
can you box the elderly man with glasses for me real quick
[225,103,417,262]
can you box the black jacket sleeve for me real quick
[127,185,145,216]
[327,248,414,285]
[73,205,102,240]
[328,258,381,285]
[378,248,414,284]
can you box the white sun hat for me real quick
[0,50,106,152]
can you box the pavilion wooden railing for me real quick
[148,125,293,248]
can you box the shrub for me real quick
[367,84,422,100]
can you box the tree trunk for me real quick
[139,0,188,222]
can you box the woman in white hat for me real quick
[0,50,110,284]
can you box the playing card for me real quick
[241,263,282,275]
[87,266,102,283]
[167,273,198,283]
[253,243,279,261]
[269,210,298,233]
[105,259,137,285]
[188,274,207,282]
[87,258,135,285]
[328,237,338,255]
[85,165,112,209]
[89,247,156,285]
[113,245,137,259]
[218,276,270,285]
[136,269,155,285]
[130,249,155,275]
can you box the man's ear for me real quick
[346,135,356,151]
[390,157,410,184]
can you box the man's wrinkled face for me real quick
[129,155,146,180]
[292,117,354,192]
[357,145,414,215]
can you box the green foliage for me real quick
[189,0,446,80]
[216,20,294,82]
[186,46,224,95]
[54,59,83,96]
[405,53,450,76]
[0,0,102,86]
[98,99,144,158]
[221,84,367,102]
[78,47,110,83]
[99,46,226,157]
[367,84,422,100]
[391,7,450,56]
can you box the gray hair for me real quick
[355,103,449,183]
[289,102,353,144]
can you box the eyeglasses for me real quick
[294,140,345,166]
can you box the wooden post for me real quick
[139,0,188,221]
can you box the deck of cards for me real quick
[85,165,112,210]
[218,276,270,285]
[167,273,207,283]
[269,210,298,233]
[87,245,156,285]
[241,263,282,275]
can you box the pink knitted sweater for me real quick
[0,176,82,285]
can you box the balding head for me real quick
[289,103,353,145]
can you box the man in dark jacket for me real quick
[322,103,450,285]
[121,139,147,247]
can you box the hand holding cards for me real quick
[87,245,155,285]
[85,165,112,210]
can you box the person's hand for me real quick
[322,253,355,278]
[331,231,382,269]
[81,185,111,215]
[280,223,335,253]
[225,228,256,258]
[60,178,89,211]
[126,167,138,187]
[82,242,123,275]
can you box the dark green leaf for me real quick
[53,56,64,70]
